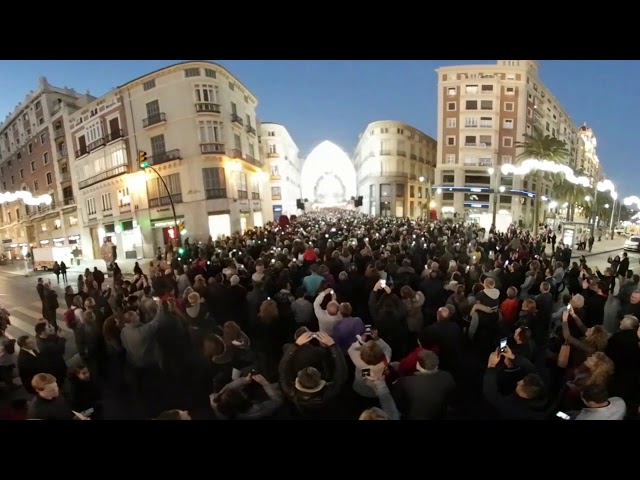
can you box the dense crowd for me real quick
[0,211,639,420]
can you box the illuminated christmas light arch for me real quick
[0,190,53,206]
[301,141,356,205]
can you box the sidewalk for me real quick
[0,257,155,280]
[570,236,628,259]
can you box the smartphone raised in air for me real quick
[499,337,508,353]
[556,411,571,420]
[380,279,386,288]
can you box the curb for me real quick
[571,245,626,260]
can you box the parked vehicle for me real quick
[624,235,640,253]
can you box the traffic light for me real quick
[167,227,176,239]
[138,150,149,169]
[178,221,187,236]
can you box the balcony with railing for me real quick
[60,172,71,183]
[57,147,69,159]
[195,103,221,114]
[237,190,248,199]
[231,114,244,126]
[62,196,75,207]
[205,187,227,199]
[251,192,260,200]
[246,125,256,136]
[147,149,182,166]
[148,193,183,208]
[75,147,88,158]
[143,112,166,128]
[106,129,124,143]
[54,129,65,140]
[397,150,406,157]
[229,149,243,160]
[410,153,417,160]
[244,154,260,167]
[79,164,129,189]
[380,150,392,156]
[267,152,279,159]
[201,143,225,154]
[87,136,106,152]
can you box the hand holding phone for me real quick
[380,279,386,289]
[499,337,508,353]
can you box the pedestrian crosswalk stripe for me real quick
[11,307,72,334]
[5,315,38,337]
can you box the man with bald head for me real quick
[423,306,462,373]
[313,288,342,335]
[606,314,640,404]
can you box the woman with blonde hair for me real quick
[400,286,425,334]
[561,309,610,367]
[564,351,615,410]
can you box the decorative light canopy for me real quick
[0,191,53,206]
[500,159,617,198]
[624,196,640,209]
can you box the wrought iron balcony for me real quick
[106,129,124,142]
[201,143,225,154]
[143,112,166,128]
[148,193,183,208]
[147,149,181,166]
[205,187,227,199]
[246,125,256,135]
[196,103,221,113]
[78,164,129,189]
[231,114,244,126]
[87,136,106,152]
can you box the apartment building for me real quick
[575,123,601,181]
[353,121,436,218]
[0,77,92,259]
[434,60,580,229]
[69,61,266,260]
[259,122,302,221]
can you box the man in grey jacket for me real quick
[120,300,166,417]
[575,384,626,420]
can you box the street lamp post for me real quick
[487,167,503,229]
[142,162,181,248]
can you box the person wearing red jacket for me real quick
[500,287,520,326]
[395,331,440,377]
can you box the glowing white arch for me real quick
[0,190,52,206]
[301,140,356,204]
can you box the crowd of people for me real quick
[0,210,638,420]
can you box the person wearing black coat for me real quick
[16,336,45,395]
[35,322,67,387]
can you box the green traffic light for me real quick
[140,161,149,168]
[178,248,184,254]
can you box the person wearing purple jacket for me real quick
[332,303,365,353]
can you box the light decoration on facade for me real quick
[501,160,617,197]
[0,191,52,206]
[624,196,640,209]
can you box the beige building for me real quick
[353,120,436,218]
[434,60,580,229]
[259,122,302,222]
[575,123,601,181]
[0,78,92,260]
[69,60,266,260]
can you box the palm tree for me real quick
[515,130,570,229]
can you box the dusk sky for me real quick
[1,60,638,196]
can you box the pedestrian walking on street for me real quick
[60,261,68,284]
[43,282,60,331]
[36,277,46,318]
[53,261,61,284]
